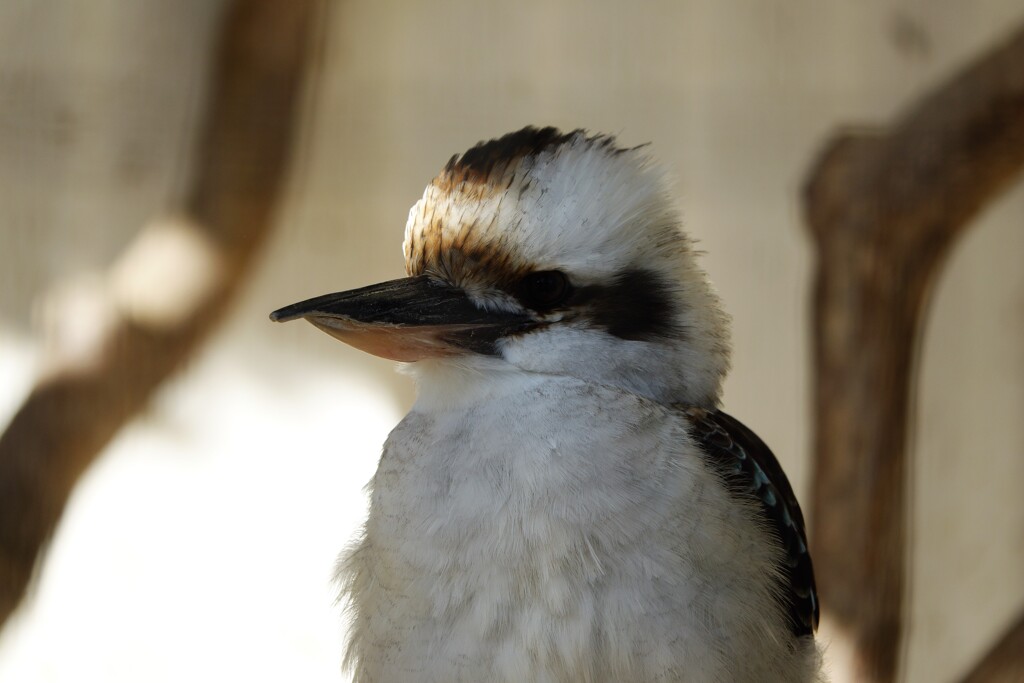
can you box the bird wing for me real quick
[683,407,820,637]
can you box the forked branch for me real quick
[804,22,1024,683]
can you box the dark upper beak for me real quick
[270,275,535,361]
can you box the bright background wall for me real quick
[0,1,1022,681]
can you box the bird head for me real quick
[272,127,730,407]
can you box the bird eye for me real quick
[517,270,572,311]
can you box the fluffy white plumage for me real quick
[403,131,729,408]
[273,127,823,682]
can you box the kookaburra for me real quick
[272,127,823,682]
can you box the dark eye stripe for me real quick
[572,268,679,341]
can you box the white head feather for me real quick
[403,127,730,407]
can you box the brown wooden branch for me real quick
[0,0,322,628]
[803,22,1024,683]
[960,609,1024,683]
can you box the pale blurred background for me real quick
[0,1,1022,681]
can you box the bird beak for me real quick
[270,275,535,361]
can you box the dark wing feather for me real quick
[684,407,819,637]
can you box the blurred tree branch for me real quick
[804,21,1024,683]
[0,0,323,628]
[960,612,1024,683]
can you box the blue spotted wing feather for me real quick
[684,408,820,637]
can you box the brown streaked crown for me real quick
[407,127,633,286]
[434,126,578,190]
